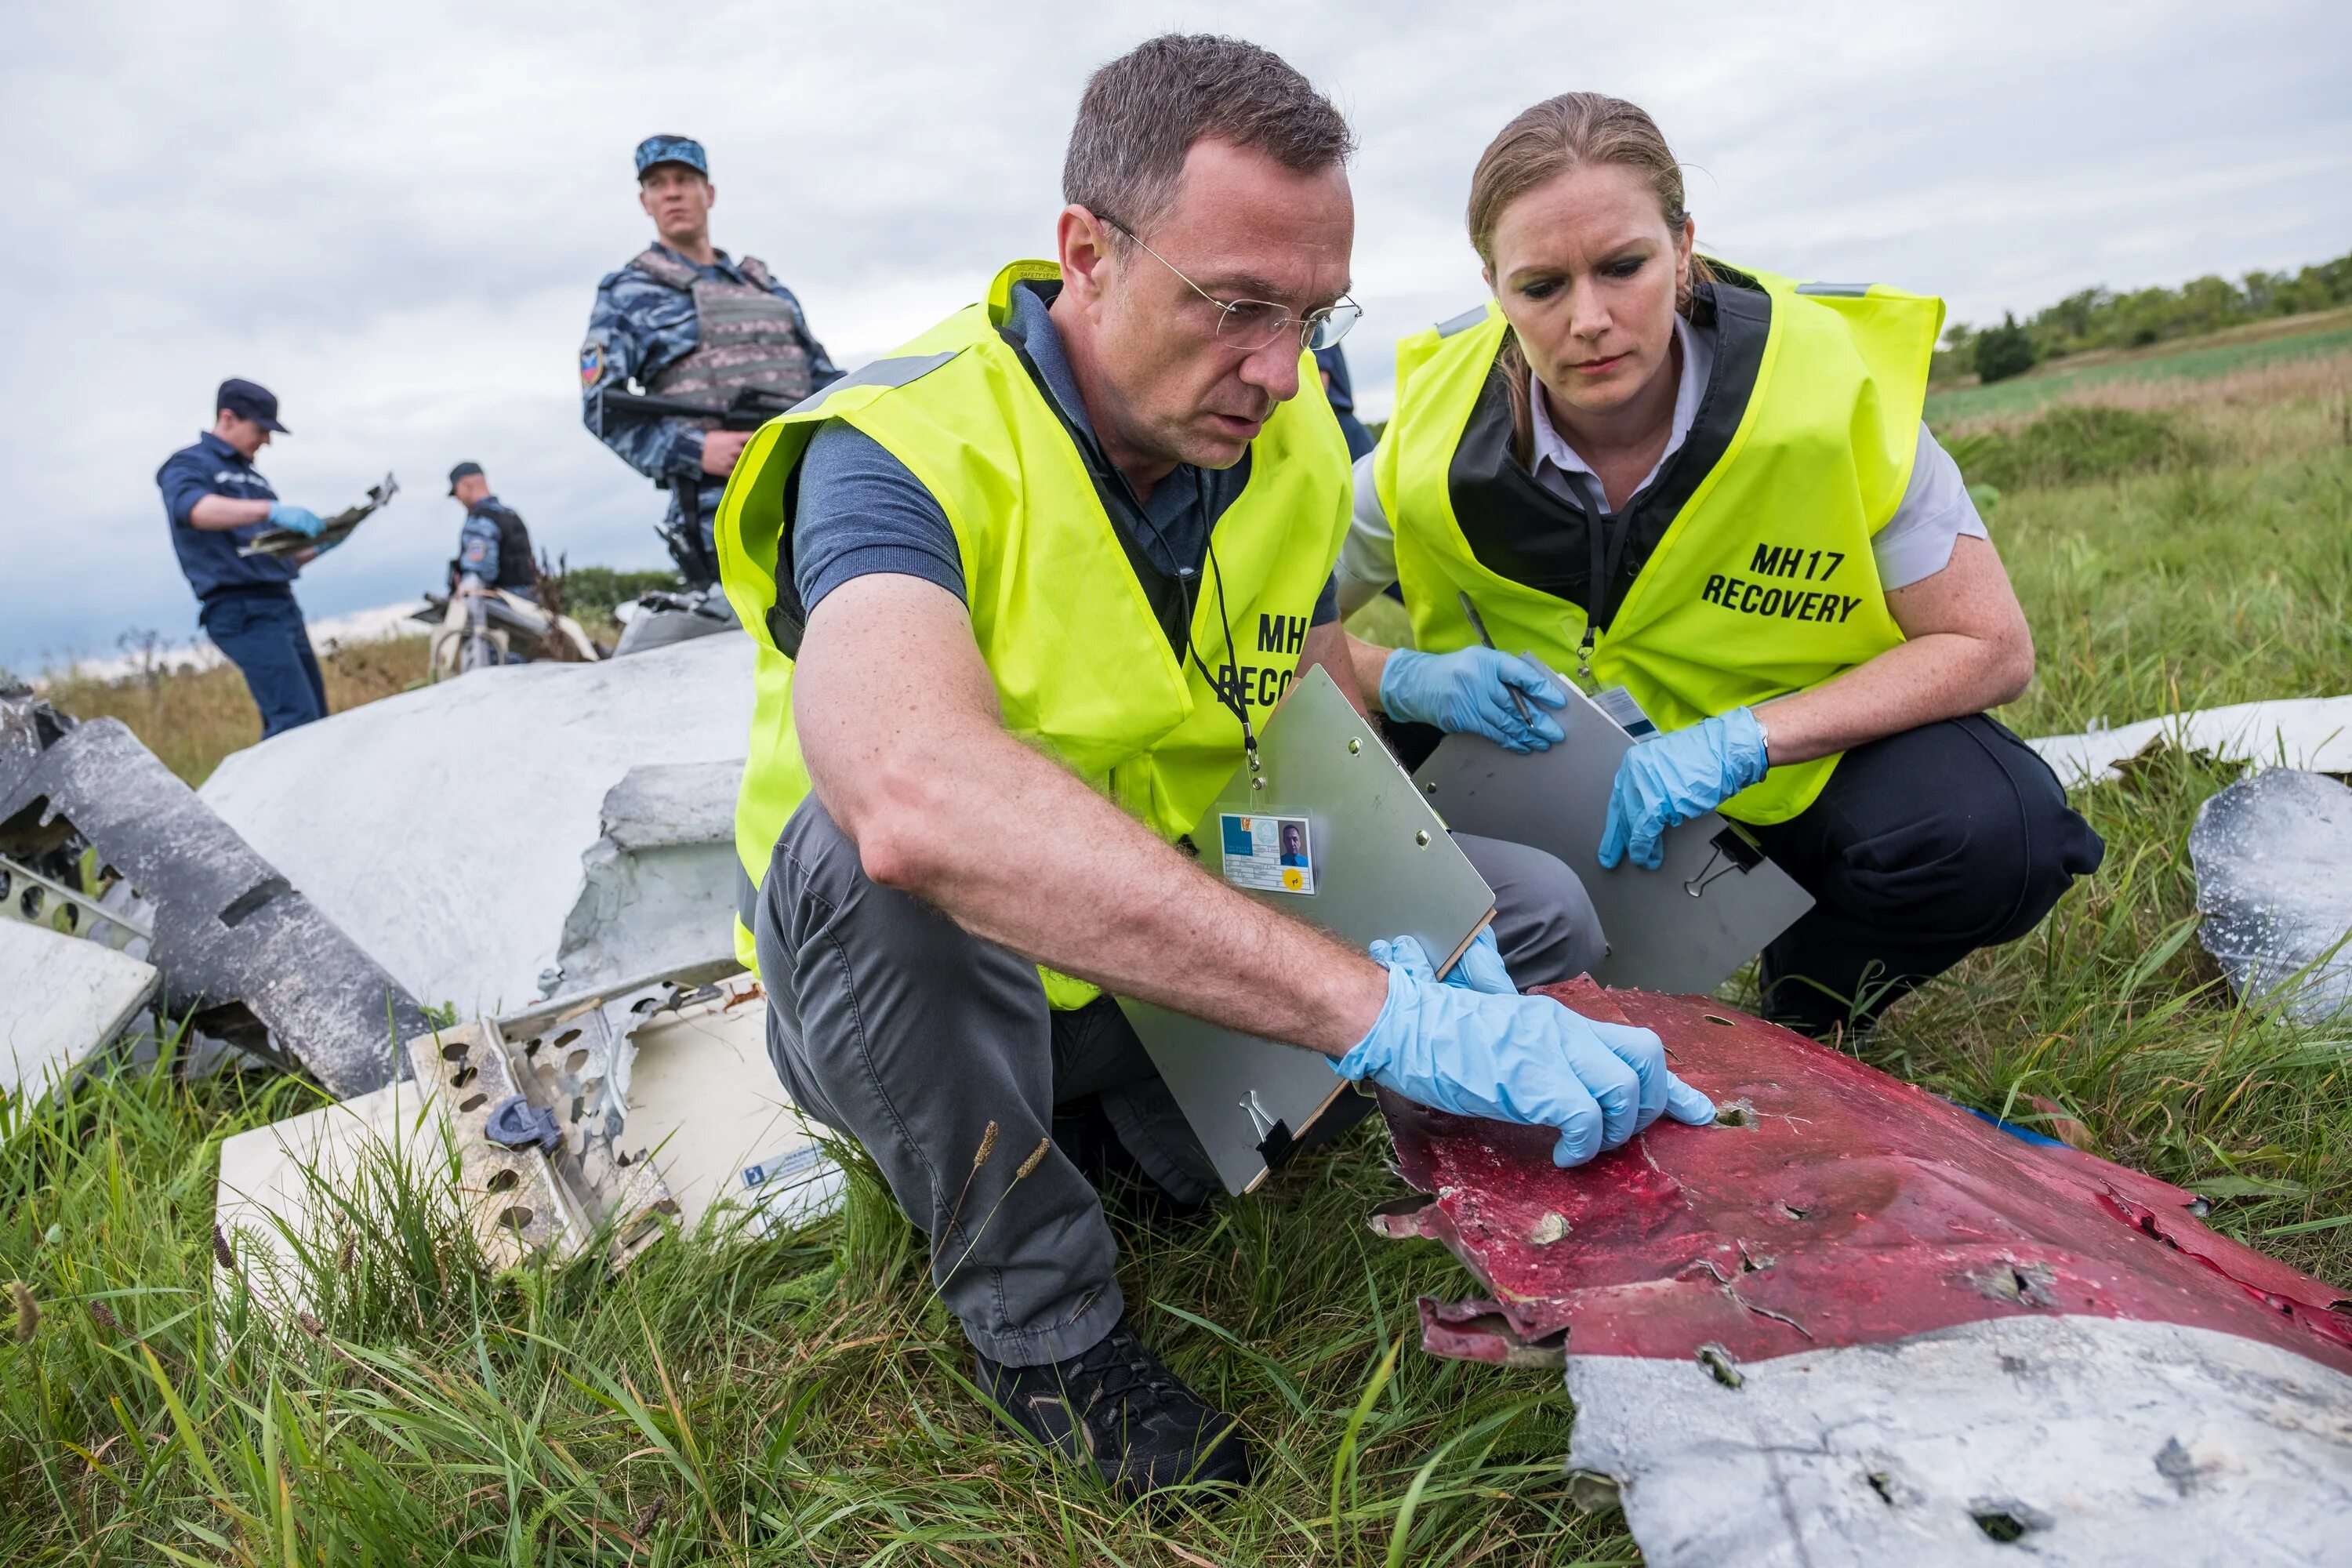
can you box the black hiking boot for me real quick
[975,1316,1250,1497]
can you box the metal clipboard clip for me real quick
[1684,826,1767,898]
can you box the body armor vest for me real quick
[473,500,538,593]
[629,248,815,416]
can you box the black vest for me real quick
[471,499,538,592]
[1446,273,1769,632]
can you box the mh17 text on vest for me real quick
[1212,612,1310,715]
[1700,542,1863,626]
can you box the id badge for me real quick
[1219,813,1316,894]
[1591,685,1657,739]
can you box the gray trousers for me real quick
[754,795,1604,1367]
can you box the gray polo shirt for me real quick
[793,280,1340,626]
[1335,310,1985,616]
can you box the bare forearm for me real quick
[1343,633,1397,712]
[1758,633,2026,763]
[1759,537,2034,764]
[837,727,1380,1052]
[1301,620,1369,716]
[186,495,272,531]
[795,578,1386,1055]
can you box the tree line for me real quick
[1933,247,2352,383]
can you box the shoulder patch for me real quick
[579,339,606,389]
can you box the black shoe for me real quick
[975,1316,1250,1497]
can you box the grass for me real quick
[1925,309,2352,423]
[29,561,684,789]
[6,366,2352,1563]
[36,636,429,788]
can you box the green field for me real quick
[1926,310,2352,423]
[6,379,2352,1563]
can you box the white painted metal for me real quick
[1566,1314,2352,1567]
[213,1078,447,1323]
[2029,694,2352,788]
[2191,768,2352,1020]
[196,634,753,1016]
[0,920,158,1098]
[550,760,743,996]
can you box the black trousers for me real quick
[1743,713,2103,1037]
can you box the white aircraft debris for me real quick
[197,633,753,1015]
[2190,767,2352,1021]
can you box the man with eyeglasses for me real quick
[716,34,1704,1499]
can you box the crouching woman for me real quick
[1343,93,2103,1036]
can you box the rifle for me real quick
[593,387,803,587]
[593,384,804,433]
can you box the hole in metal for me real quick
[458,1092,488,1113]
[486,1169,519,1193]
[217,876,292,928]
[564,1048,591,1074]
[440,1042,469,1062]
[1696,1343,1743,1388]
[494,1206,535,1232]
[1972,1509,2031,1544]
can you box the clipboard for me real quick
[238,472,398,558]
[1116,665,1495,1196]
[1412,676,1813,996]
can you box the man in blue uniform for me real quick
[579,135,841,587]
[155,379,336,738]
[447,461,539,601]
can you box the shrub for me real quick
[1974,314,2039,383]
[1946,405,2205,492]
[553,564,683,622]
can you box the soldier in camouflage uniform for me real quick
[579,135,840,586]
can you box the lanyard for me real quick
[1175,486,1264,786]
[1569,476,1632,681]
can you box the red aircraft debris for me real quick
[1374,982,2352,1566]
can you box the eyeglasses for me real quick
[1101,215,1362,353]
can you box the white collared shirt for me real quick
[1525,313,1712,516]
[1337,311,1987,617]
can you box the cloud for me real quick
[2,0,2344,671]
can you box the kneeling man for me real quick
[717,34,1711,1497]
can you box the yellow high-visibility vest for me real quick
[1375,266,1941,823]
[717,260,1352,1002]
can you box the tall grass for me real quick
[1925,314,2352,422]
[5,378,2350,1563]
[36,636,429,787]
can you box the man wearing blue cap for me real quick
[154,379,338,737]
[579,135,841,588]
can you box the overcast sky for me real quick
[4,0,2345,673]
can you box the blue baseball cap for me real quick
[634,135,709,180]
[216,377,288,434]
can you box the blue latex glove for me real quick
[266,501,325,537]
[1378,648,1566,753]
[1599,707,1770,872]
[1337,935,1715,1164]
[1445,927,1517,996]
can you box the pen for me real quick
[1457,590,1534,725]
